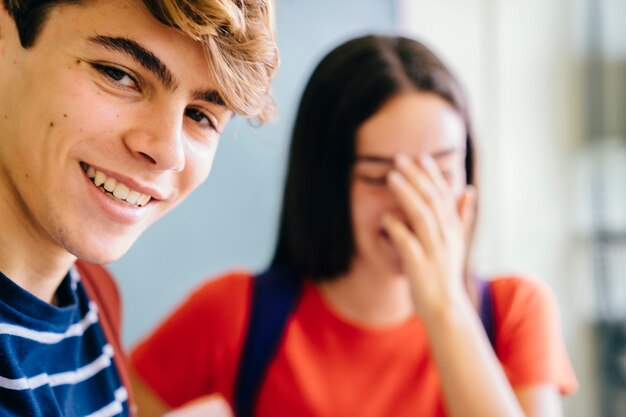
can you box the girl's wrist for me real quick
[420,287,475,331]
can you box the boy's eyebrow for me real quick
[88,35,176,89]
[88,35,228,108]
[192,89,227,107]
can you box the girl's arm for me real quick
[132,367,233,417]
[382,154,562,417]
[131,367,170,417]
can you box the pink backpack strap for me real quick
[76,261,135,416]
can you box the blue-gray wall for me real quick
[111,1,395,347]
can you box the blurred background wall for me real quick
[110,1,626,416]
[111,0,395,353]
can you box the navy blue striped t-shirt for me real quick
[0,267,129,416]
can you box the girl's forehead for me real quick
[355,93,466,155]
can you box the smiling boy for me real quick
[0,0,277,415]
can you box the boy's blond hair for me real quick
[3,0,279,123]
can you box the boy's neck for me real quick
[0,192,76,304]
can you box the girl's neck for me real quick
[316,261,415,327]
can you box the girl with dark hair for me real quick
[131,35,577,417]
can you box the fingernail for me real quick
[395,154,411,169]
[421,154,436,170]
[387,170,403,187]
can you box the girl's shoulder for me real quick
[489,274,556,312]
[488,274,563,344]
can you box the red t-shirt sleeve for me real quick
[130,271,252,407]
[492,277,578,394]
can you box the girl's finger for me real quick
[381,212,425,275]
[457,185,477,244]
[387,170,439,255]
[392,155,450,241]
[395,154,446,220]
[419,154,454,201]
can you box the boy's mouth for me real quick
[80,162,151,207]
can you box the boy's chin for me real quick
[63,237,135,265]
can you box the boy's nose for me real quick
[124,108,185,172]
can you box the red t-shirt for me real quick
[131,272,577,416]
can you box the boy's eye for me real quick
[185,108,218,131]
[92,63,138,90]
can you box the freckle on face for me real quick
[49,122,54,127]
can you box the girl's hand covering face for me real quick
[381,153,476,320]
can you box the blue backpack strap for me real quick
[234,272,495,416]
[234,266,302,417]
[478,278,497,350]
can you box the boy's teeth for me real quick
[137,194,151,206]
[83,163,152,207]
[103,177,117,192]
[94,171,106,187]
[112,183,129,200]
[126,190,141,205]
